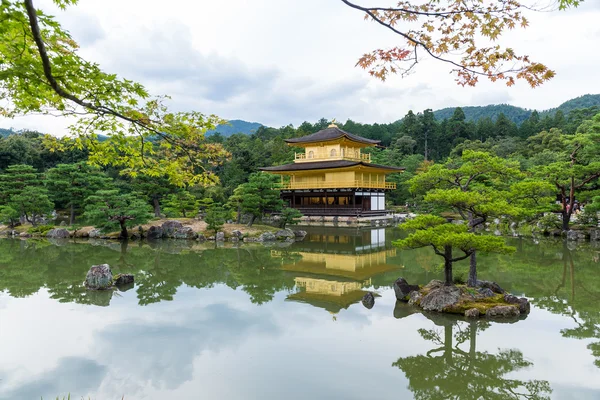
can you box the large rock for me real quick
[476,280,505,294]
[146,225,163,240]
[275,229,295,240]
[88,229,102,238]
[504,294,531,314]
[424,280,444,291]
[361,292,375,309]
[419,285,461,312]
[566,229,586,241]
[46,228,70,238]
[231,230,244,239]
[590,230,600,241]
[293,230,307,240]
[408,290,422,306]
[258,232,276,242]
[216,232,225,241]
[393,277,420,301]
[487,305,520,318]
[161,220,183,237]
[173,226,197,240]
[478,288,495,298]
[113,273,134,286]
[465,308,480,318]
[85,264,113,290]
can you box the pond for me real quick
[0,227,599,399]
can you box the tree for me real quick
[237,173,283,226]
[279,207,303,229]
[342,0,580,86]
[394,215,514,285]
[83,190,153,239]
[131,174,176,218]
[531,115,600,231]
[204,204,227,235]
[1,0,228,186]
[46,162,113,225]
[162,191,199,218]
[0,206,20,228]
[10,186,54,226]
[409,150,552,285]
[0,164,39,205]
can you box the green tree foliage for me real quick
[1,0,228,186]
[204,204,227,234]
[83,190,152,239]
[0,205,20,228]
[0,164,40,204]
[236,173,283,226]
[394,215,514,285]
[10,186,54,226]
[46,162,113,225]
[162,191,199,218]
[279,207,303,229]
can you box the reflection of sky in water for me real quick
[0,233,599,399]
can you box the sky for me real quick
[3,0,600,135]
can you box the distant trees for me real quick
[162,191,199,218]
[235,173,283,226]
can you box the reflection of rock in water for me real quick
[393,318,552,399]
[83,289,114,307]
[393,300,419,320]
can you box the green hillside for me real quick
[207,119,262,137]
[432,94,600,125]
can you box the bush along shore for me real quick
[0,219,307,243]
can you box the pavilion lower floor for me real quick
[281,189,388,216]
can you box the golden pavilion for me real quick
[260,124,404,216]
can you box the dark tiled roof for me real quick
[260,160,405,172]
[285,127,380,145]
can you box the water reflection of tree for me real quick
[393,316,552,400]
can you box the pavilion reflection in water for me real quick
[273,228,399,314]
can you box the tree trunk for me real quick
[424,131,428,161]
[119,219,128,240]
[444,324,453,365]
[236,205,242,224]
[247,214,256,227]
[70,203,75,225]
[444,245,453,285]
[182,209,187,218]
[467,252,477,287]
[152,197,161,218]
[562,210,571,231]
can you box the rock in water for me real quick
[393,278,420,301]
[231,230,243,239]
[476,280,505,294]
[216,232,225,241]
[408,290,422,306]
[173,226,197,240]
[46,228,70,238]
[275,229,295,240]
[161,220,183,237]
[487,305,520,318]
[293,230,307,240]
[465,308,480,318]
[478,288,495,298]
[258,232,276,242]
[419,285,461,312]
[113,273,134,286]
[85,264,113,290]
[361,292,375,309]
[504,294,531,314]
[147,225,163,240]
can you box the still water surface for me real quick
[0,228,599,399]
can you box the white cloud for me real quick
[2,0,600,134]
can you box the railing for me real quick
[294,152,371,163]
[280,180,396,190]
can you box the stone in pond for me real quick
[478,288,495,298]
[147,225,163,240]
[85,264,113,290]
[216,232,225,241]
[504,294,531,314]
[476,280,505,294]
[361,292,375,309]
[419,285,461,312]
[408,291,422,306]
[46,228,70,238]
[393,277,420,301]
[465,308,480,318]
[486,305,520,318]
[113,273,134,286]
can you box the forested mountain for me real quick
[432,94,600,125]
[0,128,14,138]
[207,119,263,137]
